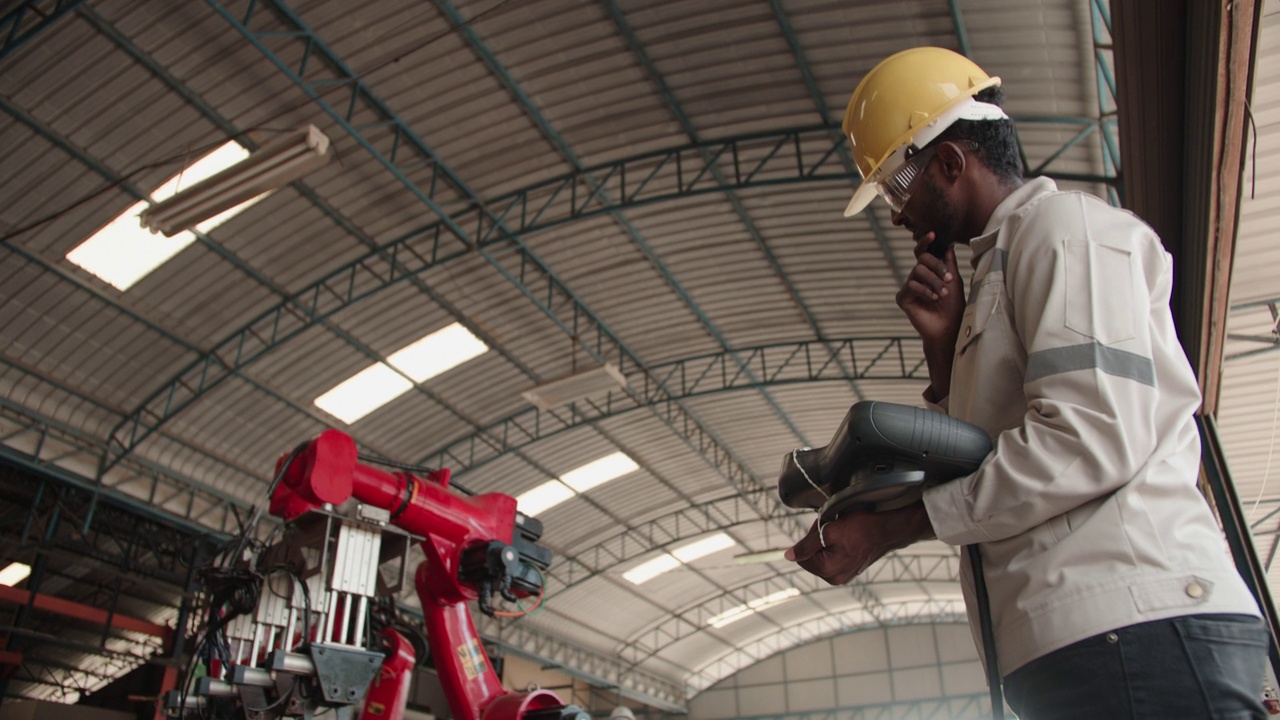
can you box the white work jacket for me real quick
[920,177,1260,675]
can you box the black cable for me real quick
[357,452,475,496]
[967,543,1004,720]
[357,453,436,476]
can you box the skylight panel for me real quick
[623,553,681,585]
[515,451,638,517]
[707,588,801,628]
[559,452,638,492]
[0,562,31,587]
[388,323,488,382]
[624,534,739,585]
[313,323,489,424]
[515,481,576,517]
[66,141,259,291]
[672,533,735,562]
[314,364,413,424]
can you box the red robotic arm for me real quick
[270,429,583,720]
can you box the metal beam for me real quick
[618,571,961,675]
[434,8,831,649]
[0,0,85,64]
[687,604,968,694]
[0,401,244,536]
[425,336,923,479]
[75,0,546,436]
[0,586,169,640]
[206,0,814,551]
[88,114,1100,494]
[543,495,959,604]
[597,0,853,420]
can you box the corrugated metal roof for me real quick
[2,0,1228,709]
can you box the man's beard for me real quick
[916,174,959,249]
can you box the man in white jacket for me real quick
[786,47,1268,719]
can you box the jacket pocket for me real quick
[1064,239,1135,344]
[1130,574,1214,614]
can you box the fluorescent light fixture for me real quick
[140,125,332,237]
[672,533,736,562]
[515,481,576,517]
[522,363,626,410]
[708,588,801,628]
[559,452,638,492]
[623,553,681,584]
[0,562,31,587]
[314,323,488,424]
[388,324,488,382]
[66,141,261,291]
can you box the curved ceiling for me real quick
[0,0,1127,708]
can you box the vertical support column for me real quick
[1,485,63,705]
[153,543,206,720]
[1197,413,1280,678]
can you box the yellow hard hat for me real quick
[842,47,1006,216]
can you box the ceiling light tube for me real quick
[139,125,332,236]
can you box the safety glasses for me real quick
[876,145,939,213]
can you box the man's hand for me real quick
[785,502,935,586]
[896,232,965,398]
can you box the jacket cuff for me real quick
[922,386,949,412]
[922,476,987,546]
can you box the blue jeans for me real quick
[1003,614,1269,719]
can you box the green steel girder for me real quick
[617,570,962,675]
[686,602,970,694]
[0,398,247,536]
[0,0,86,64]
[423,337,924,479]
[96,112,1107,482]
[483,120,1116,242]
[540,488,958,607]
[204,0,815,560]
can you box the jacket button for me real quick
[964,326,972,337]
[1186,582,1205,599]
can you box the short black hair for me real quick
[931,86,1023,184]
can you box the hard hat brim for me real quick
[843,180,878,217]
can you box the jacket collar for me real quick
[968,177,1058,262]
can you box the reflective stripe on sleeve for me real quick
[1026,342,1156,386]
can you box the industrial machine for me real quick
[777,400,993,521]
[166,428,588,720]
[777,400,1001,720]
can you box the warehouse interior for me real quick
[0,0,1277,718]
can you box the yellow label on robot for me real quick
[457,639,486,680]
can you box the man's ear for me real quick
[934,141,967,183]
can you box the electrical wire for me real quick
[492,565,545,618]
[357,452,476,495]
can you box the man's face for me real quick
[890,161,960,252]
